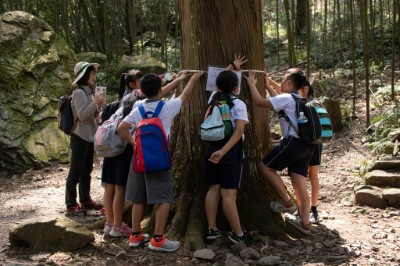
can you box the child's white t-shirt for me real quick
[122,98,182,139]
[269,93,300,138]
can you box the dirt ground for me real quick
[0,99,400,266]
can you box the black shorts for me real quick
[101,144,133,186]
[262,136,314,177]
[205,139,243,189]
[309,144,322,166]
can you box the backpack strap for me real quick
[138,101,165,119]
[153,101,165,117]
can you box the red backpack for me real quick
[133,101,172,173]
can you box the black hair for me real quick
[118,69,144,100]
[76,66,96,86]
[210,70,238,107]
[286,68,310,91]
[140,73,162,98]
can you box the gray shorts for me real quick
[125,164,173,204]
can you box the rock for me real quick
[5,262,31,266]
[240,247,261,259]
[257,255,281,265]
[355,188,388,209]
[190,258,200,264]
[193,248,215,261]
[115,54,166,77]
[370,160,400,171]
[323,239,337,248]
[105,258,118,266]
[274,240,288,247]
[326,255,347,261]
[287,248,298,256]
[76,52,106,65]
[387,129,400,142]
[30,253,51,262]
[382,188,400,208]
[9,216,94,251]
[225,253,243,266]
[0,11,75,171]
[230,241,247,253]
[364,170,400,188]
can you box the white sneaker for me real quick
[270,201,297,213]
[284,213,311,235]
[310,210,320,224]
[109,223,132,237]
[103,222,113,235]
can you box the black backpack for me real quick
[280,93,325,144]
[99,101,120,125]
[58,87,84,135]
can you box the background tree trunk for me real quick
[166,0,288,251]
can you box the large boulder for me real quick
[9,216,94,252]
[115,54,166,77]
[0,11,76,171]
[76,52,107,65]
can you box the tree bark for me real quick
[296,0,307,38]
[163,0,289,251]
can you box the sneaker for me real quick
[103,222,113,235]
[294,210,321,224]
[149,235,180,252]
[284,213,311,235]
[128,232,150,247]
[110,223,131,237]
[270,200,297,213]
[66,203,81,214]
[206,228,222,240]
[228,231,250,246]
[310,209,320,224]
[81,199,103,210]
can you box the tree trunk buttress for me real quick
[165,0,289,251]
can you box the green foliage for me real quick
[364,105,400,153]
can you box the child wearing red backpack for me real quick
[118,71,203,252]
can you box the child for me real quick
[102,70,144,237]
[267,77,322,224]
[118,71,203,252]
[244,69,314,235]
[299,84,322,224]
[204,55,250,244]
[66,61,105,214]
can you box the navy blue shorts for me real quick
[262,136,314,177]
[101,144,133,186]
[309,144,322,166]
[205,140,243,189]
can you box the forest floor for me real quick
[1,95,400,265]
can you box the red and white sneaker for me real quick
[128,232,150,247]
[149,235,180,252]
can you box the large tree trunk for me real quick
[165,0,288,251]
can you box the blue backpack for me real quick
[281,94,333,143]
[133,101,171,173]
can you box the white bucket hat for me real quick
[72,61,100,85]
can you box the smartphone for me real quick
[95,86,106,98]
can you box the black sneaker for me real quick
[228,231,250,246]
[206,228,222,240]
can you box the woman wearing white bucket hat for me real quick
[66,61,106,214]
